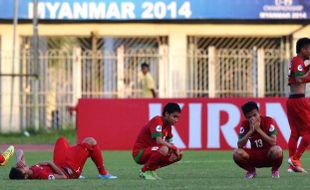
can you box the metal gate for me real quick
[17,36,165,130]
[187,36,291,97]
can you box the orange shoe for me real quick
[288,157,307,173]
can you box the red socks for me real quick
[142,151,166,172]
[271,152,283,171]
[288,134,299,158]
[90,144,107,175]
[294,134,310,160]
[233,157,255,172]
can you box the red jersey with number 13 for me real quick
[238,116,278,150]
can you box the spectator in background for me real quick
[141,63,157,98]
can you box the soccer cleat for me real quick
[272,170,280,178]
[150,171,162,180]
[0,145,14,166]
[288,165,298,173]
[79,175,86,179]
[97,173,118,179]
[139,170,157,180]
[245,170,257,179]
[288,157,307,173]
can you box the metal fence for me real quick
[0,35,293,131]
[186,36,291,97]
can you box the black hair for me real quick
[162,103,181,116]
[241,101,259,116]
[9,167,26,180]
[296,38,310,54]
[141,62,149,68]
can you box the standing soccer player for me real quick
[132,103,182,180]
[287,37,310,173]
[233,101,283,179]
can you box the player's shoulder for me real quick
[291,56,304,65]
[149,116,163,125]
[240,120,249,129]
[261,115,275,124]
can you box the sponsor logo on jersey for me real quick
[156,125,162,132]
[298,64,303,71]
[269,124,275,132]
[240,127,244,134]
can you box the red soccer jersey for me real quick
[238,116,278,150]
[288,56,309,85]
[133,116,172,151]
[30,164,55,180]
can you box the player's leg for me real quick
[287,99,299,158]
[53,136,70,165]
[288,98,310,172]
[0,145,14,166]
[233,148,256,179]
[80,137,117,179]
[268,145,283,178]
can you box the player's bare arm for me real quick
[155,137,181,156]
[38,161,68,179]
[237,128,254,148]
[252,120,276,146]
[15,149,26,168]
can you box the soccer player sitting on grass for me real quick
[132,102,183,180]
[0,145,14,166]
[9,137,117,180]
[233,101,283,179]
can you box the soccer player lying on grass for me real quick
[233,101,283,179]
[0,145,14,166]
[132,102,183,180]
[9,137,117,180]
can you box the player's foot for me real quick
[245,170,257,179]
[97,173,118,179]
[0,145,14,166]
[150,170,162,180]
[272,170,280,179]
[288,157,307,173]
[79,175,86,179]
[139,170,157,180]
[288,165,298,173]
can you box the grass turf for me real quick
[1,150,310,190]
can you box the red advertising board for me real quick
[76,98,291,150]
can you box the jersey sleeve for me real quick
[238,121,248,139]
[291,59,306,77]
[267,118,278,137]
[149,118,163,138]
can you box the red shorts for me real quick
[287,97,310,136]
[244,148,272,168]
[53,137,92,179]
[133,146,161,165]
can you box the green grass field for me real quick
[1,150,310,190]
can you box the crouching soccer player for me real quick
[233,101,283,179]
[9,137,117,180]
[132,102,183,180]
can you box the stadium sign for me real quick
[76,98,290,150]
[0,0,310,20]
